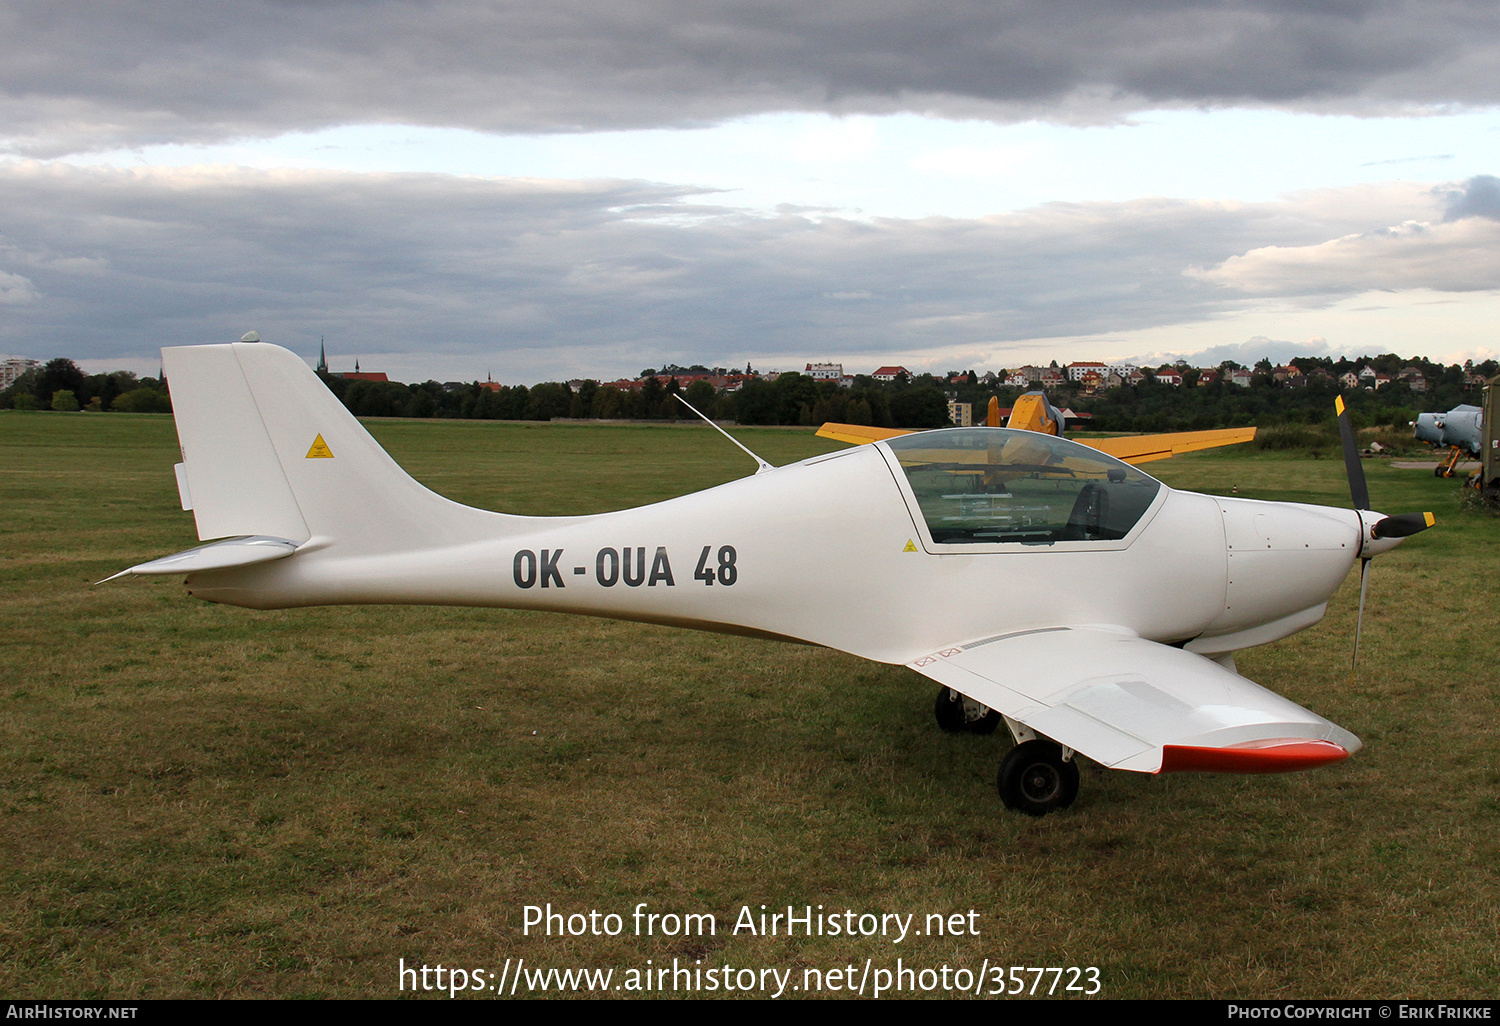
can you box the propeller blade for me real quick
[1350,557,1372,685]
[1335,395,1370,511]
[1336,396,1434,683]
[1372,511,1436,539]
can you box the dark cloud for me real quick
[0,163,1452,380]
[3,1,1499,155]
[1441,174,1500,220]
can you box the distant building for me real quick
[872,366,909,382]
[1398,366,1428,392]
[320,344,388,382]
[1067,361,1107,382]
[805,362,843,381]
[947,400,972,426]
[0,357,39,389]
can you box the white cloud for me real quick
[0,270,38,304]
[1195,217,1500,295]
[0,162,1494,381]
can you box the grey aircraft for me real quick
[1415,404,1484,478]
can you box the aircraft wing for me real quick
[908,626,1358,774]
[815,423,913,445]
[1080,427,1256,464]
[816,423,1256,465]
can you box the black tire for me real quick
[934,687,967,733]
[996,740,1079,816]
[934,687,1003,734]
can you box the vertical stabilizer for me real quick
[165,344,311,544]
[164,342,502,553]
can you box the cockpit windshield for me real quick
[883,428,1162,545]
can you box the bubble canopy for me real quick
[882,428,1164,546]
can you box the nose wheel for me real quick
[997,740,1078,816]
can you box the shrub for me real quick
[112,388,172,413]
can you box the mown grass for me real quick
[1,412,1496,999]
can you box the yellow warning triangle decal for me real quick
[306,434,334,459]
[903,539,918,552]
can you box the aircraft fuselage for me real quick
[184,439,1364,666]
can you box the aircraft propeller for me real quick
[1335,395,1435,681]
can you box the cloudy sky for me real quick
[3,1,1499,384]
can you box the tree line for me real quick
[0,359,171,413]
[5,352,1493,432]
[319,369,953,429]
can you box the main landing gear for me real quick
[996,740,1079,817]
[932,687,1078,815]
[933,686,1001,734]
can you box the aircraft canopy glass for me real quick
[884,428,1163,545]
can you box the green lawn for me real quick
[2,411,1495,999]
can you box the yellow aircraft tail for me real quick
[1005,392,1063,435]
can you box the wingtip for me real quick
[1158,738,1352,774]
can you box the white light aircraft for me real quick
[112,342,1434,815]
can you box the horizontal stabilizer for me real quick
[101,536,299,583]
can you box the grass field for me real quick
[2,411,1496,1000]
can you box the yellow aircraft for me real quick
[817,393,1256,466]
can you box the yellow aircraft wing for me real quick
[1081,427,1257,464]
[814,423,913,445]
[816,422,1257,465]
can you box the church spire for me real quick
[317,336,327,374]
